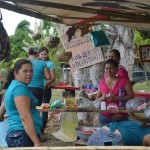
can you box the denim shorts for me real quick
[6,130,39,147]
[87,128,124,146]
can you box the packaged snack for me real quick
[64,98,76,108]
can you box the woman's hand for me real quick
[34,141,41,147]
[107,94,118,102]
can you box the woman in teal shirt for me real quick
[4,59,42,147]
[38,46,56,134]
[28,47,51,106]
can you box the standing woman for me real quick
[28,47,51,106]
[38,46,56,133]
[4,59,42,147]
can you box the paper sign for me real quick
[69,45,104,71]
[56,25,104,71]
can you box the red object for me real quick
[81,130,94,134]
[50,82,80,90]
[134,91,150,99]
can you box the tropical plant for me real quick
[134,31,150,48]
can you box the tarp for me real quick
[1,0,150,30]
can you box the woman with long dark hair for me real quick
[4,59,42,147]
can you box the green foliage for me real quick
[133,81,150,92]
[134,31,150,48]
[0,20,34,79]
[0,19,61,83]
[138,30,150,40]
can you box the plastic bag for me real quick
[126,98,145,110]
[50,99,65,110]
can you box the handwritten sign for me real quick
[56,24,104,71]
[139,45,150,63]
[69,44,104,71]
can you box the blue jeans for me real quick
[6,130,39,147]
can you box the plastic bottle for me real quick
[119,87,126,110]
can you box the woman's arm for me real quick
[44,66,51,80]
[124,80,134,101]
[0,102,6,121]
[14,96,41,147]
[95,88,107,101]
[45,69,56,87]
[96,88,102,99]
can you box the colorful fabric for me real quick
[4,80,42,135]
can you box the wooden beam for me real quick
[6,146,146,150]
[0,1,63,24]
[4,0,150,21]
[58,16,150,23]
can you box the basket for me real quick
[45,36,60,48]
[32,33,41,40]
[56,49,72,62]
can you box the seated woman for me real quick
[96,59,134,127]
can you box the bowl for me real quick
[75,126,99,141]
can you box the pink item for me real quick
[137,102,147,111]
[107,103,118,110]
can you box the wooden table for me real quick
[37,107,142,113]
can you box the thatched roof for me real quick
[0,0,150,30]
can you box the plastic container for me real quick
[75,127,99,141]
[101,101,106,110]
[107,103,118,110]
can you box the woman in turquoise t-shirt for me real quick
[28,47,51,106]
[38,46,56,133]
[4,59,42,147]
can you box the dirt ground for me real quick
[41,121,75,147]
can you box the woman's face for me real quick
[39,50,48,61]
[14,63,33,85]
[108,52,120,64]
[105,63,118,77]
